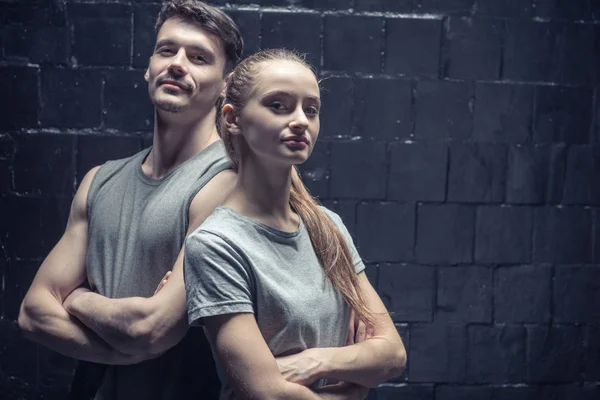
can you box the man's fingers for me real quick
[355,319,367,343]
[154,271,172,295]
[347,310,357,345]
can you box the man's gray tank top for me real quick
[79,140,230,400]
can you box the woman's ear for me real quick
[222,104,241,135]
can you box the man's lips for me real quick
[159,80,190,91]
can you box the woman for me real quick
[184,49,406,400]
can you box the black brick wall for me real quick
[1,0,599,399]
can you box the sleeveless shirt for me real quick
[72,140,230,400]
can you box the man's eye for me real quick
[158,48,174,55]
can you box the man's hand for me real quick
[276,348,324,386]
[63,287,92,312]
[153,271,172,296]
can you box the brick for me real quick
[442,17,502,80]
[367,385,434,400]
[319,200,357,238]
[527,326,584,383]
[534,86,593,144]
[467,325,526,383]
[388,142,447,202]
[378,264,434,322]
[506,144,567,204]
[0,161,12,195]
[262,12,321,69]
[536,0,597,21]
[3,261,38,321]
[319,77,353,138]
[584,326,600,380]
[475,0,534,17]
[2,3,65,27]
[494,265,551,323]
[534,207,592,264]
[473,83,533,144]
[77,136,143,183]
[416,204,474,265]
[562,145,600,205]
[503,21,562,82]
[437,266,492,323]
[352,78,412,139]
[40,68,102,129]
[330,141,386,199]
[414,81,472,140]
[3,26,68,65]
[410,323,466,382]
[540,385,600,400]
[492,386,541,400]
[0,134,15,161]
[416,0,475,14]
[227,10,261,56]
[356,0,414,12]
[13,134,75,197]
[298,0,358,10]
[133,4,161,69]
[363,264,378,291]
[560,24,597,85]
[447,144,507,203]
[475,206,532,264]
[69,4,132,66]
[104,69,154,132]
[0,320,38,386]
[385,18,442,77]
[436,386,492,400]
[0,196,71,260]
[356,203,415,262]
[554,266,600,324]
[299,141,329,199]
[0,66,39,129]
[595,210,600,264]
[324,15,383,73]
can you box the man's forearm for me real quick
[64,290,157,356]
[19,292,148,365]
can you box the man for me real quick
[18,1,242,398]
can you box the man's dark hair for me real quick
[156,0,244,73]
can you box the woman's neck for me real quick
[225,155,299,232]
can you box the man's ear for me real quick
[222,104,241,135]
[144,68,150,82]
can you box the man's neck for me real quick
[143,108,220,179]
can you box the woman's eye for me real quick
[192,55,207,63]
[269,102,286,111]
[306,106,319,116]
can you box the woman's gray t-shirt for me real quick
[183,206,365,399]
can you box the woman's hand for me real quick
[276,348,325,386]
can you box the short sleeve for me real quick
[184,230,255,326]
[321,207,366,275]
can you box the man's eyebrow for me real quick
[154,39,215,57]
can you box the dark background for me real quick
[1,0,600,399]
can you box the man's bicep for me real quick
[26,166,99,303]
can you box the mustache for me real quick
[157,75,192,91]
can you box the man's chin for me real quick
[154,100,187,114]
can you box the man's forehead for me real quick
[156,17,224,53]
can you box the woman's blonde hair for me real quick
[220,49,374,326]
